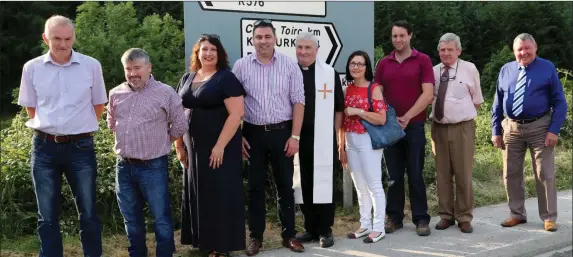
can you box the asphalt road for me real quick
[250,190,573,257]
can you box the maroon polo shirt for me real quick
[374,49,435,123]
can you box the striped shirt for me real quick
[232,51,305,125]
[107,76,188,160]
[18,50,108,135]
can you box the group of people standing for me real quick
[18,14,567,257]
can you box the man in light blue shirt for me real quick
[491,33,567,232]
[18,15,107,257]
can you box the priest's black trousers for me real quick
[243,121,297,240]
[299,129,338,237]
[299,194,335,236]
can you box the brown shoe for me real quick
[501,217,527,227]
[544,221,558,232]
[416,223,431,236]
[434,219,455,230]
[458,221,473,233]
[282,238,305,253]
[384,221,404,234]
[246,238,263,256]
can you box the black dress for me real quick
[176,68,246,253]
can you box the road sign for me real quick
[199,1,326,17]
[241,18,343,66]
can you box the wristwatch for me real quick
[291,135,300,140]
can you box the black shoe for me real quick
[295,232,318,243]
[319,234,334,248]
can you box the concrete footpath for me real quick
[250,190,572,257]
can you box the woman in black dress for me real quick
[175,34,246,257]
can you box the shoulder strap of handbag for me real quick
[367,82,374,112]
[367,82,389,112]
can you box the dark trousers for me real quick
[115,155,174,257]
[299,163,334,237]
[244,122,296,240]
[298,133,336,237]
[384,121,431,225]
[31,135,102,257]
[299,203,334,236]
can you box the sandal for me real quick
[347,228,371,239]
[363,231,385,243]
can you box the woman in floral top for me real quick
[339,50,388,243]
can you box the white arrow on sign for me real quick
[241,18,343,66]
[199,1,326,17]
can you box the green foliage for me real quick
[480,45,515,98]
[373,46,385,65]
[0,2,82,114]
[74,2,185,90]
[0,110,37,237]
[557,69,573,144]
[374,2,573,70]
[0,111,184,239]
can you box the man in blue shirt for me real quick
[491,33,567,232]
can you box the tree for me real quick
[0,2,81,114]
[373,2,573,72]
[480,45,514,98]
[74,2,185,90]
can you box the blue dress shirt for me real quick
[491,57,567,136]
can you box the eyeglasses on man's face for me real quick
[439,62,458,81]
[349,62,366,68]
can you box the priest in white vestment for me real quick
[292,32,344,248]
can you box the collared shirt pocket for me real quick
[67,69,94,106]
[449,79,471,100]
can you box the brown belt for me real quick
[34,130,93,143]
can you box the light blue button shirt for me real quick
[18,50,108,135]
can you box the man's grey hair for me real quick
[121,48,150,65]
[437,33,462,51]
[296,32,319,49]
[44,15,75,38]
[513,33,537,47]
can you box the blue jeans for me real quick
[31,134,102,257]
[115,155,175,257]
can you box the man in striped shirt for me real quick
[232,19,306,256]
[107,48,188,257]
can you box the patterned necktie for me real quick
[434,66,450,121]
[512,66,526,117]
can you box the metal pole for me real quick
[343,167,353,210]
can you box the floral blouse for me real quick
[343,83,387,134]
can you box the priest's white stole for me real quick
[293,60,335,204]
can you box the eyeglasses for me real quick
[200,34,220,40]
[349,62,366,68]
[439,61,459,81]
[253,19,273,28]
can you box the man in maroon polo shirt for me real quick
[374,20,434,236]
